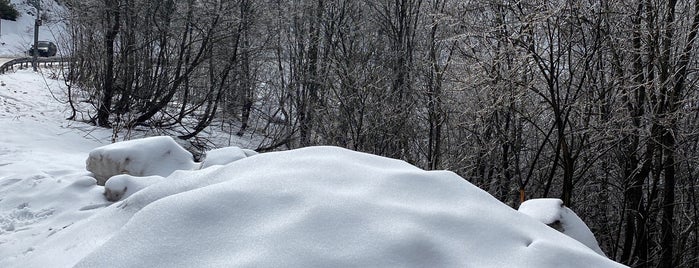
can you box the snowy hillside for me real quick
[0,69,625,267]
[0,69,113,266]
[0,0,65,57]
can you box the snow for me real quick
[0,69,113,266]
[37,145,622,268]
[86,136,196,185]
[103,174,164,202]
[200,146,257,169]
[0,68,626,267]
[518,198,606,256]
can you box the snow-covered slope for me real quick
[17,145,622,268]
[0,70,113,266]
[0,69,626,267]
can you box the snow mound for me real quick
[85,136,195,185]
[200,146,258,169]
[40,146,624,268]
[518,198,606,256]
[104,175,164,202]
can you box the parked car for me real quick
[28,41,57,57]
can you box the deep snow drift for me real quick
[21,146,621,267]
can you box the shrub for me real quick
[0,0,19,21]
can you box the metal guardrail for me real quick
[0,57,72,74]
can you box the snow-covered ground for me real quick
[0,69,113,265]
[0,68,627,267]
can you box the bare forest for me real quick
[61,0,699,267]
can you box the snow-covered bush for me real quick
[518,198,606,256]
[103,174,164,202]
[85,136,195,185]
[199,146,258,169]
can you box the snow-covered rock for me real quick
[518,198,606,256]
[85,136,195,185]
[104,175,164,202]
[17,146,624,268]
[200,146,258,169]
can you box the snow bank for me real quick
[21,146,623,268]
[200,146,258,169]
[518,198,606,256]
[104,175,164,202]
[85,136,195,185]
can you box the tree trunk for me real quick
[97,0,120,127]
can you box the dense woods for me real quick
[61,0,699,266]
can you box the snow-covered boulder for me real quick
[34,146,622,268]
[104,175,164,202]
[200,146,258,169]
[518,198,606,256]
[86,136,195,185]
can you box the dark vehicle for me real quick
[28,41,57,57]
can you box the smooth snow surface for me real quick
[86,136,195,185]
[61,147,622,268]
[519,198,606,256]
[200,146,256,169]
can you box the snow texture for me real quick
[86,136,195,185]
[0,70,113,267]
[518,198,606,256]
[103,174,164,202]
[39,146,623,268]
[200,146,257,169]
